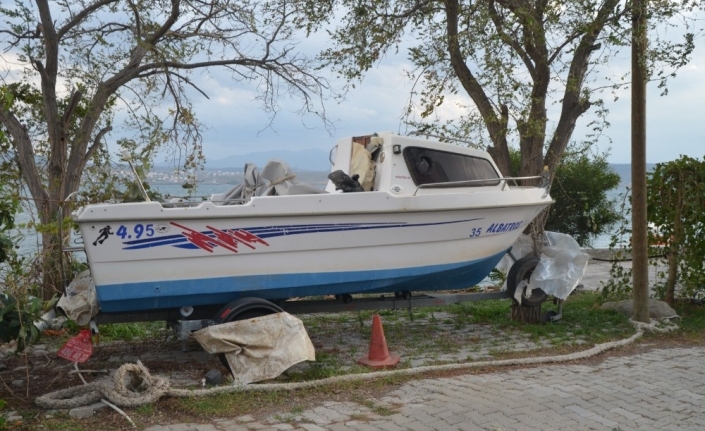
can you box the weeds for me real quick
[671,302,705,338]
[353,397,397,416]
[0,399,5,431]
[98,322,167,342]
[135,404,155,416]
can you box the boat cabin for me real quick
[326,132,504,196]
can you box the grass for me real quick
[671,301,705,338]
[97,321,167,342]
[59,320,168,345]
[155,376,408,422]
[135,404,156,416]
[284,349,375,382]
[352,397,397,416]
[289,291,638,383]
[29,415,90,431]
[165,385,333,419]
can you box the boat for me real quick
[72,132,553,317]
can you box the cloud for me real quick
[189,58,418,158]
[587,41,705,163]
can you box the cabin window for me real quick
[403,147,500,186]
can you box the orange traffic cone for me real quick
[357,314,401,369]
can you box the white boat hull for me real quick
[76,191,549,313]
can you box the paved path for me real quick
[579,257,667,293]
[145,346,705,431]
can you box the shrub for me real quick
[601,155,705,303]
[648,156,705,302]
[510,148,621,246]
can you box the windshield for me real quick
[403,147,500,186]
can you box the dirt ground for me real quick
[0,337,226,411]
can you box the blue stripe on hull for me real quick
[96,249,509,313]
[122,218,481,250]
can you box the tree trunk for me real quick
[631,0,650,323]
[37,202,71,300]
[664,250,678,304]
[510,302,543,323]
[40,232,65,300]
[664,192,682,303]
[487,142,511,177]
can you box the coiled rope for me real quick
[36,362,169,409]
[36,318,677,409]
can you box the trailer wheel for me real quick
[506,256,548,307]
[213,297,284,375]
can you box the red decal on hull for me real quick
[171,222,269,253]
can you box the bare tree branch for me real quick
[544,0,621,172]
[0,108,47,204]
[488,0,536,79]
[146,0,180,45]
[83,125,113,162]
[443,0,510,174]
[61,89,82,133]
[57,0,119,40]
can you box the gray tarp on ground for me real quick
[210,160,325,204]
[57,270,99,325]
[193,312,316,385]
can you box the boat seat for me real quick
[350,135,383,191]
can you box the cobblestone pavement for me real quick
[144,346,705,431]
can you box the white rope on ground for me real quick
[36,319,676,409]
[69,361,137,427]
[629,317,679,333]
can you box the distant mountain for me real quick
[206,149,329,172]
[608,163,657,186]
[193,153,651,185]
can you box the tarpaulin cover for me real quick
[193,312,316,385]
[350,142,375,191]
[497,232,589,300]
[211,159,324,204]
[530,232,590,300]
[57,270,99,325]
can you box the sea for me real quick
[8,175,630,257]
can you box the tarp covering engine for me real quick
[210,159,324,204]
[497,232,590,300]
[193,313,316,385]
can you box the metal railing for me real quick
[414,175,544,195]
[159,198,251,208]
[408,131,482,148]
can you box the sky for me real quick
[187,23,705,166]
[603,41,705,163]
[6,2,699,166]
